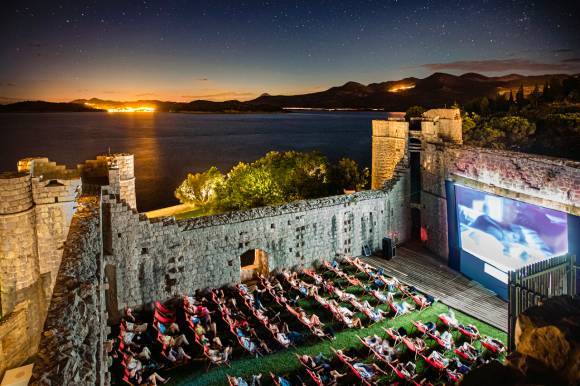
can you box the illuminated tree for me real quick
[174,166,224,208]
[176,151,371,213]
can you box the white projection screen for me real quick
[456,185,568,272]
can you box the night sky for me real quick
[1,0,579,102]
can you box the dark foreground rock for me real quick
[462,295,580,386]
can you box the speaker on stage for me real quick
[382,237,396,260]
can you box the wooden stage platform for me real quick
[364,246,508,332]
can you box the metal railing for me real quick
[507,254,577,351]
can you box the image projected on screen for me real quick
[456,185,568,270]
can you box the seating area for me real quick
[107,257,506,385]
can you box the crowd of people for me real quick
[107,256,505,385]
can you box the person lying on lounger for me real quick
[456,342,479,361]
[331,281,353,296]
[396,361,417,378]
[162,346,191,363]
[300,354,329,371]
[371,289,394,304]
[433,330,453,350]
[364,334,383,347]
[353,363,380,380]
[126,354,143,372]
[335,304,354,318]
[208,346,232,363]
[393,300,414,315]
[144,372,170,385]
[342,314,363,328]
[427,350,449,367]
[159,333,189,348]
[481,336,506,354]
[459,324,480,338]
[241,335,270,355]
[453,358,471,374]
[312,326,331,339]
[377,340,397,360]
[367,307,387,322]
[439,309,458,328]
[275,332,291,347]
[124,320,148,333]
[298,309,322,326]
[230,374,262,386]
[320,370,346,385]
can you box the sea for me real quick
[0,111,386,211]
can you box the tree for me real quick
[329,158,369,192]
[493,93,508,112]
[489,116,536,149]
[405,105,425,120]
[529,84,541,107]
[479,97,490,115]
[175,166,224,208]
[465,121,506,149]
[516,84,526,108]
[461,111,478,138]
[541,81,552,101]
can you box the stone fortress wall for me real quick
[0,154,135,380]
[103,169,410,319]
[0,107,576,384]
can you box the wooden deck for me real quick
[364,246,508,331]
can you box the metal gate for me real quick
[508,254,577,351]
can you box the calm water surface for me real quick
[0,111,384,211]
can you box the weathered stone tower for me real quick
[371,108,463,255]
[0,158,82,377]
[0,154,138,379]
[0,172,40,315]
[371,112,409,189]
[78,153,137,209]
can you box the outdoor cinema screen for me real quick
[456,185,568,271]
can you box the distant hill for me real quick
[247,72,576,110]
[0,101,104,112]
[2,72,577,112]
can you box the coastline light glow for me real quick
[106,106,156,113]
[389,84,416,93]
[84,102,156,113]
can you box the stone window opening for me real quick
[240,249,269,283]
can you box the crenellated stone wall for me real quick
[0,154,126,380]
[103,170,410,318]
[30,196,106,386]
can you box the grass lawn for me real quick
[173,207,207,220]
[166,286,506,386]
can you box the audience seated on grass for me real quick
[107,255,506,386]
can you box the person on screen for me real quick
[464,197,565,264]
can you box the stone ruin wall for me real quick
[420,144,580,259]
[0,154,134,380]
[104,170,410,319]
[30,196,107,385]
